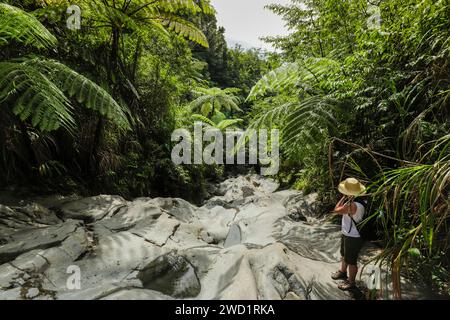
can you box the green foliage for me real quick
[191,113,243,131]
[0,0,214,192]
[246,0,450,297]
[226,46,274,98]
[80,0,212,48]
[0,3,56,48]
[0,57,130,132]
[190,87,242,117]
[0,59,74,132]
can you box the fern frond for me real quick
[190,87,242,116]
[243,96,337,159]
[197,0,216,15]
[0,3,57,49]
[191,114,242,131]
[160,14,209,47]
[30,59,131,131]
[247,58,340,101]
[191,114,215,126]
[0,60,75,132]
[0,57,131,132]
[247,63,300,101]
[216,119,243,131]
[157,0,202,14]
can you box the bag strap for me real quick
[347,215,359,234]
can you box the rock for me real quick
[148,198,197,223]
[200,230,214,244]
[241,186,255,198]
[57,195,126,222]
[137,252,201,298]
[14,203,61,225]
[101,288,174,300]
[0,287,22,300]
[209,174,279,203]
[0,220,82,264]
[0,204,57,239]
[26,287,40,299]
[0,174,435,300]
[284,291,302,300]
[224,224,241,248]
[288,209,307,222]
[130,213,180,247]
[9,249,49,273]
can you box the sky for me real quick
[210,0,291,51]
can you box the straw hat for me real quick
[338,178,366,196]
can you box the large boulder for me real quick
[56,195,127,222]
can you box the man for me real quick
[331,177,366,291]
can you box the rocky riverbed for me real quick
[0,175,428,300]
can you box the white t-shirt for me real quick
[341,202,365,238]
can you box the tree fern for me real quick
[0,3,57,48]
[33,59,131,131]
[190,87,242,117]
[247,57,340,101]
[0,57,131,132]
[243,96,338,159]
[0,60,74,132]
[161,14,209,48]
[245,58,341,158]
[191,113,243,131]
[81,0,212,47]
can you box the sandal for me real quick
[338,280,356,291]
[331,270,348,280]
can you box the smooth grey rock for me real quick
[26,287,39,299]
[200,230,214,244]
[284,291,302,300]
[0,220,82,264]
[130,213,180,247]
[100,288,174,300]
[57,195,126,222]
[0,287,22,300]
[224,224,241,248]
[0,175,434,300]
[137,252,201,298]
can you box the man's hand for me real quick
[332,198,357,216]
[334,195,347,212]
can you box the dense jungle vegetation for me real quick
[0,0,448,298]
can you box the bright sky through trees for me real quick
[211,0,290,51]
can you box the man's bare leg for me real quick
[340,257,348,273]
[348,264,358,285]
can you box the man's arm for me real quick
[334,196,346,211]
[332,201,357,216]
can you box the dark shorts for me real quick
[340,235,363,265]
